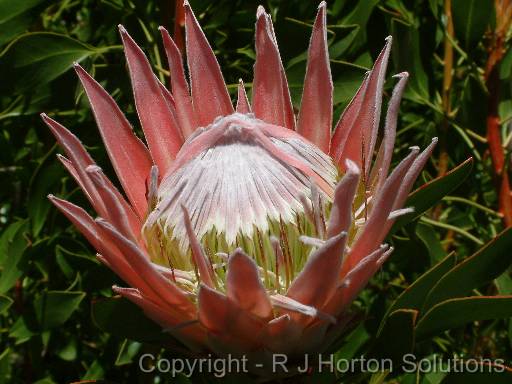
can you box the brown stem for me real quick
[437,0,455,178]
[486,67,512,225]
[485,0,512,227]
[433,0,454,223]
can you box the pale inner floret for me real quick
[143,113,338,273]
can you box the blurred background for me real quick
[0,0,511,383]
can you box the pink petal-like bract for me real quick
[44,2,436,375]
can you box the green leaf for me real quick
[440,369,512,384]
[0,86,52,119]
[391,158,473,234]
[92,296,172,343]
[423,227,512,310]
[371,309,417,364]
[0,0,46,45]
[0,220,27,265]
[0,348,12,383]
[33,378,56,384]
[56,338,78,362]
[0,0,44,21]
[386,252,457,315]
[460,75,488,136]
[333,323,369,359]
[332,67,367,105]
[0,295,13,315]
[428,0,441,19]
[0,220,29,294]
[329,26,359,59]
[34,291,85,330]
[416,296,512,340]
[0,32,97,94]
[500,48,512,80]
[496,273,512,295]
[115,339,141,366]
[341,0,380,54]
[28,162,62,237]
[82,359,104,380]
[9,316,36,343]
[391,18,429,101]
[416,222,447,263]
[452,0,494,52]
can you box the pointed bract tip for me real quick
[431,137,439,144]
[409,145,420,153]
[344,159,361,175]
[318,1,327,10]
[111,285,135,295]
[118,24,127,34]
[228,248,245,264]
[40,112,48,120]
[85,164,101,174]
[158,25,166,32]
[378,246,394,265]
[326,230,347,247]
[392,71,409,79]
[256,5,266,18]
[95,217,109,226]
[47,193,55,200]
[73,63,86,76]
[385,35,392,43]
[183,0,193,16]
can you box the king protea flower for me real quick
[43,1,436,373]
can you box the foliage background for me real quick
[0,0,512,383]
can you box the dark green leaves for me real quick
[423,227,512,309]
[392,158,473,234]
[340,0,379,55]
[92,296,172,343]
[0,294,13,314]
[0,220,29,294]
[416,296,512,340]
[371,309,417,363]
[391,18,429,101]
[452,0,494,52]
[115,340,142,366]
[440,367,512,383]
[34,290,85,330]
[0,0,46,45]
[0,32,97,94]
[378,228,512,358]
[0,0,45,23]
[28,161,62,237]
[387,252,457,313]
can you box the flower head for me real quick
[43,1,436,373]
